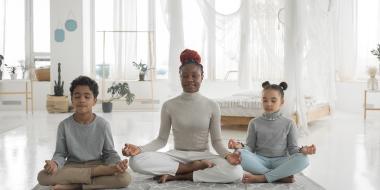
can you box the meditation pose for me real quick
[123,49,243,183]
[37,76,131,190]
[229,81,316,183]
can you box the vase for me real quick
[139,72,146,81]
[10,73,17,80]
[367,76,379,90]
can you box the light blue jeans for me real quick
[238,149,309,182]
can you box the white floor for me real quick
[0,110,379,190]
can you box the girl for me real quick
[229,81,316,183]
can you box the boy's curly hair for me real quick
[70,76,99,98]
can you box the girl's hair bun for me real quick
[262,81,270,88]
[279,82,288,90]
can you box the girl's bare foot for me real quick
[51,184,81,190]
[276,175,295,183]
[242,173,267,183]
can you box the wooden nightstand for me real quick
[364,90,380,119]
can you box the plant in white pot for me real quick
[0,55,3,80]
[132,60,149,81]
[371,43,380,74]
[102,82,135,113]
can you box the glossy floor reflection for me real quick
[0,111,379,190]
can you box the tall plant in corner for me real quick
[54,62,64,96]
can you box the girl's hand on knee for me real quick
[225,151,241,165]
[115,159,128,173]
[44,160,58,175]
[228,139,243,150]
[300,144,316,155]
[122,143,141,157]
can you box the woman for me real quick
[123,49,243,183]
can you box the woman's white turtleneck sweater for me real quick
[140,92,230,157]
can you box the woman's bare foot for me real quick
[276,175,295,183]
[51,184,81,190]
[191,160,215,170]
[242,173,267,183]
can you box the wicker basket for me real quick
[35,68,50,81]
[46,95,69,113]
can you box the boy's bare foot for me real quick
[51,184,81,190]
[191,160,215,170]
[276,175,295,183]
[242,173,267,183]
[158,174,174,183]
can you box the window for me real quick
[33,0,50,53]
[357,1,380,79]
[0,0,25,79]
[154,0,241,80]
[94,0,153,80]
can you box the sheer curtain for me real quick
[158,0,337,132]
[357,0,380,78]
[334,0,358,81]
[0,0,5,55]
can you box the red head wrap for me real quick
[180,49,201,65]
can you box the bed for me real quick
[215,91,330,127]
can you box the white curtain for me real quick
[161,0,184,91]
[158,0,337,132]
[112,0,138,80]
[283,0,308,134]
[0,0,5,55]
[333,0,357,81]
[284,0,337,133]
[356,0,380,78]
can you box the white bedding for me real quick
[215,92,328,117]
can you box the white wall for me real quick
[50,0,83,96]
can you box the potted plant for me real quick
[132,60,148,81]
[4,64,17,80]
[46,62,69,113]
[371,43,380,74]
[102,82,135,113]
[0,55,3,80]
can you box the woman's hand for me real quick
[228,139,243,150]
[115,159,129,173]
[122,143,141,157]
[300,144,316,155]
[44,160,58,175]
[225,151,241,165]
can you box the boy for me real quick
[37,76,131,189]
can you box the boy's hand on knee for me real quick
[122,143,141,157]
[115,159,128,173]
[44,160,58,175]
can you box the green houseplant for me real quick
[132,61,148,81]
[47,62,69,113]
[102,82,135,112]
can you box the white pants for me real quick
[129,150,243,183]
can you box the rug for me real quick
[33,172,325,190]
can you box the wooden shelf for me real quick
[0,80,34,113]
[364,90,380,119]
